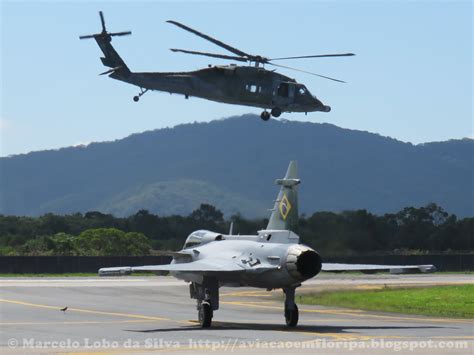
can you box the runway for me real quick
[1,274,472,354]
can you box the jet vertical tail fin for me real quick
[266,161,300,231]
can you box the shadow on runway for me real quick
[126,321,447,334]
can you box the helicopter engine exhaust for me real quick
[286,245,322,280]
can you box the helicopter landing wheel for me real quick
[271,107,282,118]
[260,111,271,121]
[133,88,149,102]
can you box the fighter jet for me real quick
[99,161,436,328]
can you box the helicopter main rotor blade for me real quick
[270,53,355,61]
[110,31,132,37]
[268,63,346,83]
[170,48,248,62]
[99,11,106,32]
[167,20,250,58]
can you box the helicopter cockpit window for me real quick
[297,87,307,95]
[277,83,289,97]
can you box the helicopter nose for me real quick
[321,105,331,112]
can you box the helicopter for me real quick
[80,12,354,121]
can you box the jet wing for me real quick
[322,263,436,274]
[99,259,278,276]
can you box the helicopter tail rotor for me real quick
[79,11,131,40]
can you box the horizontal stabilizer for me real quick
[99,66,123,76]
[275,178,300,187]
[322,263,437,274]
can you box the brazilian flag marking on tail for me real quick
[267,161,300,231]
[279,194,292,220]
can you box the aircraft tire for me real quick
[260,111,271,121]
[285,304,299,327]
[133,96,139,102]
[199,301,212,328]
[271,107,282,117]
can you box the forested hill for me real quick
[1,115,472,217]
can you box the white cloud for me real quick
[72,141,91,148]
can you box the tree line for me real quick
[0,203,471,256]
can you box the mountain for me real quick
[1,115,472,217]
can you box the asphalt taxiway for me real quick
[1,274,472,354]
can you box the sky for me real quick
[1,0,472,157]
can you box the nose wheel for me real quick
[190,279,219,328]
[198,301,213,328]
[133,88,149,102]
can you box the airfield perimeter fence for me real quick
[0,254,472,274]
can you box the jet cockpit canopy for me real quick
[183,230,224,249]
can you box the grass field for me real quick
[297,285,474,319]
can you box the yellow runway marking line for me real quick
[0,298,185,324]
[221,300,472,324]
[0,319,160,326]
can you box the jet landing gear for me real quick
[283,287,299,327]
[260,107,282,121]
[133,88,149,102]
[190,278,219,328]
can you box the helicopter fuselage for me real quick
[111,64,330,113]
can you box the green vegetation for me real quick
[0,203,471,256]
[5,228,151,256]
[297,285,474,318]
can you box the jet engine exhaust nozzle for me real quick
[286,246,322,280]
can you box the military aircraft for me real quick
[80,12,354,121]
[99,161,436,328]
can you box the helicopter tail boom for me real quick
[94,36,131,76]
[79,11,131,77]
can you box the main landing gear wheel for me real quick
[260,111,271,121]
[133,96,139,102]
[285,304,299,327]
[198,301,213,328]
[271,107,282,118]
